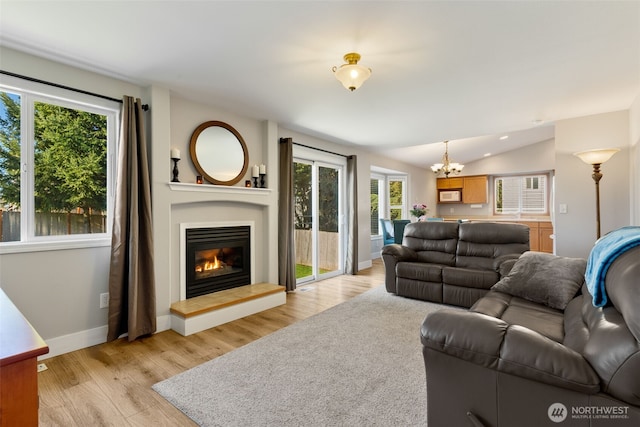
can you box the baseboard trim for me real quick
[39,314,172,360]
[359,259,373,271]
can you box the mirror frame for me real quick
[189,121,249,186]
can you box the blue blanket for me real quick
[585,226,640,307]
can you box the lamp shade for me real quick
[573,148,620,165]
[333,53,371,91]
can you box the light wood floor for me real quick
[37,259,385,426]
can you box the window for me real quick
[370,173,407,237]
[0,77,118,249]
[494,174,549,215]
[388,176,406,220]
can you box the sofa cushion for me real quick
[442,266,498,290]
[456,222,530,271]
[472,291,565,343]
[396,262,442,282]
[402,222,459,266]
[491,251,586,310]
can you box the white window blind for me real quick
[495,175,547,214]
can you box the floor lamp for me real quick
[573,148,620,239]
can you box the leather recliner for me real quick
[420,245,640,427]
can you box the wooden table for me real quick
[0,288,49,426]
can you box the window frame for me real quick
[370,174,384,236]
[370,172,408,239]
[0,75,119,254]
[493,173,550,216]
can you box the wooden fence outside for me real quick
[0,210,106,241]
[294,229,339,271]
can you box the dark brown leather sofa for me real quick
[421,244,640,427]
[381,221,530,308]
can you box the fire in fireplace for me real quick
[185,226,251,299]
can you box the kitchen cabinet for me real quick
[539,222,554,253]
[462,176,488,204]
[517,221,554,253]
[436,176,487,204]
[436,177,463,189]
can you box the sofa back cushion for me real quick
[403,222,459,266]
[456,222,530,271]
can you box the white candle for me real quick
[170,148,181,159]
[252,165,259,178]
[259,164,266,174]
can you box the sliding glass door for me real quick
[293,153,344,284]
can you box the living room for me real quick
[3,42,636,356]
[0,1,639,425]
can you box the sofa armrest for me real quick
[381,244,418,293]
[421,310,600,394]
[381,243,417,261]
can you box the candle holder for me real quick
[252,177,259,188]
[171,158,180,182]
[196,175,203,184]
[260,173,266,188]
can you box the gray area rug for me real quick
[153,285,454,426]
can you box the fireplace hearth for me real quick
[185,226,251,299]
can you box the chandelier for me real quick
[430,141,464,178]
[332,52,372,92]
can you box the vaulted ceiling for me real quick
[1,1,638,167]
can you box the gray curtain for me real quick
[345,155,359,274]
[107,96,156,342]
[278,138,296,291]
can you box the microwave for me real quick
[439,190,462,203]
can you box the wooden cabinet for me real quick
[436,177,463,189]
[538,222,554,253]
[462,176,488,204]
[436,175,488,204]
[519,221,540,252]
[0,289,49,427]
[517,221,554,253]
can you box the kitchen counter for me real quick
[441,216,552,223]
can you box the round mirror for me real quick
[189,121,249,185]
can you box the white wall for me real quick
[555,110,631,258]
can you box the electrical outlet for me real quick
[99,292,109,309]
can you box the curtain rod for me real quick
[286,140,349,158]
[0,69,149,111]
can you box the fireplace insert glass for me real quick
[186,226,251,298]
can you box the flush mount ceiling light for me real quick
[431,140,464,178]
[332,52,372,92]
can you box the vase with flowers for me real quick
[410,203,428,221]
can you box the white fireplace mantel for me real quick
[168,182,273,206]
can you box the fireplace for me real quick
[184,225,251,299]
